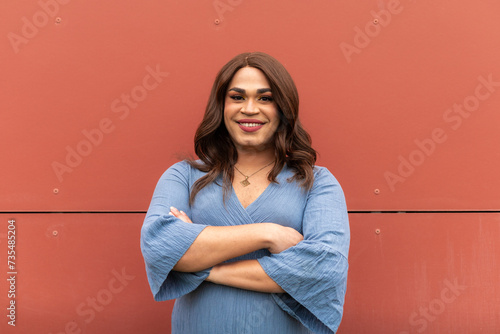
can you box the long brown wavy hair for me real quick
[188,52,317,204]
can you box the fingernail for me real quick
[168,212,174,215]
[180,210,186,215]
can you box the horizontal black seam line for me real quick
[1,210,500,214]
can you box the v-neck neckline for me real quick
[232,180,273,211]
[231,164,287,211]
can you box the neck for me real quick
[236,147,275,169]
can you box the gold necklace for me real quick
[234,161,274,187]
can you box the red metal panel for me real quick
[2,1,500,331]
[0,213,171,334]
[1,213,498,333]
[341,213,500,333]
[1,1,500,211]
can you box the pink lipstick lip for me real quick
[237,122,264,132]
[237,119,264,124]
[236,119,266,132]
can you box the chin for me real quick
[237,142,274,152]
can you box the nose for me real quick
[241,100,259,115]
[241,99,259,114]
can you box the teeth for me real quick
[239,123,262,127]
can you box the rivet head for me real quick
[55,17,62,24]
[53,230,59,236]
[214,19,220,25]
[375,229,381,235]
[53,188,59,194]
[374,189,380,195]
[373,18,379,24]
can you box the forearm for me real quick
[206,260,284,293]
[173,224,271,272]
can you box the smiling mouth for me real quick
[236,120,265,132]
[238,122,262,127]
[236,119,265,125]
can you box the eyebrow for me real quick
[228,87,272,94]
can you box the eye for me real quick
[259,95,274,102]
[229,95,244,101]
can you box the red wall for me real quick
[1,0,499,333]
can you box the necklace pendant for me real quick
[240,177,250,187]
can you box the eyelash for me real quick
[229,95,244,101]
[260,96,273,102]
[229,95,273,102]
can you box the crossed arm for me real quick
[169,207,303,293]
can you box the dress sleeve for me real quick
[140,161,210,301]
[257,167,350,334]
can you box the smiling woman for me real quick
[140,52,350,334]
[223,67,280,153]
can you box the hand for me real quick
[169,206,193,224]
[266,224,303,254]
[205,265,217,283]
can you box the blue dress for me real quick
[141,161,350,334]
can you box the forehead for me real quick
[228,67,271,89]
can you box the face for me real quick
[224,67,280,153]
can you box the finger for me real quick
[169,207,192,223]
[170,206,181,217]
[179,211,193,223]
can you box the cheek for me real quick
[224,101,236,119]
[270,110,280,127]
[223,104,230,122]
[223,109,235,134]
[223,113,230,131]
[266,116,280,139]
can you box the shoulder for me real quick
[283,164,342,191]
[312,165,341,186]
[159,160,207,184]
[160,160,189,178]
[309,165,346,198]
[165,160,209,173]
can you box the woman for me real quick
[141,52,350,333]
